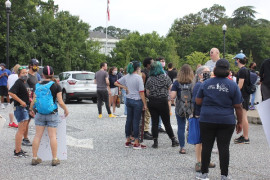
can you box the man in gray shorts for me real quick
[94,62,116,118]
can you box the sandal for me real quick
[179,148,186,154]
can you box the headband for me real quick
[47,66,50,75]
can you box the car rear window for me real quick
[72,73,94,80]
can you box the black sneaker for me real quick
[159,128,166,133]
[172,137,180,147]
[234,136,250,144]
[144,132,153,140]
[14,150,28,158]
[20,149,27,154]
[234,135,243,142]
[22,138,32,146]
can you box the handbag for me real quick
[116,95,121,108]
[187,117,201,145]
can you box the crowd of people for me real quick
[0,47,269,179]
[0,60,69,166]
[94,48,270,180]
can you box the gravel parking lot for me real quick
[0,101,269,180]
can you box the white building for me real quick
[89,31,119,56]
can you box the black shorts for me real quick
[0,86,8,96]
[242,96,250,111]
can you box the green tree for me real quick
[93,25,130,39]
[0,0,41,67]
[199,4,227,25]
[231,6,257,27]
[238,25,270,67]
[181,25,241,58]
[109,32,180,68]
[185,51,209,70]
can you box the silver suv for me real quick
[59,71,97,103]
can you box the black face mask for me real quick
[253,66,257,70]
[203,72,211,81]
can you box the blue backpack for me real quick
[34,81,57,115]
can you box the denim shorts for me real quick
[35,112,59,128]
[14,106,29,123]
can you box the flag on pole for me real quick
[107,0,110,21]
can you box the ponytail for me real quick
[127,62,134,74]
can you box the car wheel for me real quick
[92,98,97,103]
[62,90,70,104]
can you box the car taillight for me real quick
[67,80,77,85]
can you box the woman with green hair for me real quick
[114,61,147,150]
[145,61,179,148]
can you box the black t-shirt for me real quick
[237,67,249,97]
[167,69,178,82]
[9,79,30,107]
[39,81,62,103]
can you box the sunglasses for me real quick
[18,67,26,70]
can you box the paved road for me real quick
[0,101,269,180]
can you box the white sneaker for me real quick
[196,172,209,180]
[1,104,5,109]
[119,115,127,118]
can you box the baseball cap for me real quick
[233,53,246,60]
[29,59,39,65]
[43,66,54,75]
[0,63,6,67]
[216,59,230,70]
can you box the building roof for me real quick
[89,31,117,40]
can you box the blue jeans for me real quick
[250,91,256,106]
[125,98,143,139]
[175,113,186,148]
[14,106,29,123]
[121,89,127,115]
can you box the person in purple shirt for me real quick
[0,63,11,109]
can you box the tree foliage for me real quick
[93,25,130,39]
[168,4,270,69]
[231,6,257,27]
[109,32,180,68]
[0,0,105,73]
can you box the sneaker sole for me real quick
[196,177,209,180]
[234,142,250,144]
[133,147,142,150]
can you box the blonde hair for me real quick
[177,64,194,84]
[12,64,21,74]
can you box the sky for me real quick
[53,0,270,36]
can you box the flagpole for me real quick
[105,17,108,55]
[105,0,108,55]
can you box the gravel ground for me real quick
[0,101,269,180]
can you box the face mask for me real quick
[253,66,257,70]
[113,71,117,75]
[235,60,238,66]
[161,62,165,67]
[32,66,39,72]
[203,72,211,81]
[20,75,28,81]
